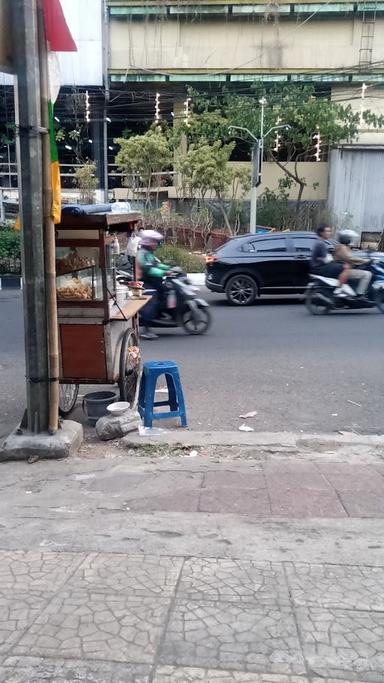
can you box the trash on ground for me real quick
[138,425,169,436]
[156,387,168,393]
[347,400,362,407]
[239,410,258,419]
[332,413,338,417]
[96,409,141,441]
[184,450,198,458]
[238,423,254,432]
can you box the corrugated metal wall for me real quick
[58,0,103,86]
[0,0,103,87]
[328,147,384,235]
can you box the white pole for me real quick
[250,185,257,233]
[250,142,258,233]
[0,189,4,223]
[260,100,265,139]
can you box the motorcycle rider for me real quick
[137,230,172,340]
[310,224,352,296]
[334,230,372,297]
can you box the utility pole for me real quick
[102,0,110,203]
[250,140,263,233]
[229,116,291,233]
[12,0,50,433]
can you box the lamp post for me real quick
[229,121,291,233]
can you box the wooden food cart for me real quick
[56,211,149,416]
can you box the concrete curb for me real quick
[187,272,205,286]
[122,429,384,450]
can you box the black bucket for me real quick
[82,390,118,426]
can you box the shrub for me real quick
[73,161,98,204]
[0,229,21,275]
[156,244,205,273]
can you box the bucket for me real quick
[82,390,118,426]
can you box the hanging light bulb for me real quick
[155,92,161,123]
[273,116,281,153]
[313,126,322,162]
[184,97,192,126]
[359,82,367,127]
[85,90,91,123]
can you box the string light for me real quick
[155,92,161,122]
[85,90,90,123]
[359,82,367,127]
[313,126,322,161]
[273,116,281,152]
[184,97,192,126]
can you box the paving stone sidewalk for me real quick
[1,451,384,681]
[0,550,384,682]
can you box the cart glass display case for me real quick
[55,211,150,416]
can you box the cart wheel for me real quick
[118,329,142,407]
[59,383,80,417]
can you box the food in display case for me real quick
[57,277,93,300]
[56,248,95,275]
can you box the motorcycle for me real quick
[305,259,384,315]
[118,267,211,335]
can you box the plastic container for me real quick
[82,390,118,426]
[107,401,130,416]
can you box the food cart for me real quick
[55,211,149,416]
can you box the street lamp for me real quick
[228,122,291,233]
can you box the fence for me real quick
[0,256,21,275]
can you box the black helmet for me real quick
[337,229,357,246]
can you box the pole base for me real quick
[0,420,83,462]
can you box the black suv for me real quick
[205,231,318,305]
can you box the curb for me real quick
[122,429,384,450]
[187,272,205,286]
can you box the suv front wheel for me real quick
[225,274,258,306]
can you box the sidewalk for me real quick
[0,438,384,682]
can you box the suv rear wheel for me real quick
[225,274,258,306]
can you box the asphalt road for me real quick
[1,288,383,439]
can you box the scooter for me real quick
[140,268,211,335]
[305,259,384,315]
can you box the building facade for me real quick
[106,0,384,233]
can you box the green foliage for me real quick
[0,229,21,274]
[73,161,98,204]
[177,139,235,199]
[192,84,384,152]
[0,123,15,147]
[257,183,290,230]
[190,84,384,208]
[173,110,230,148]
[55,127,66,143]
[177,140,250,234]
[156,244,205,272]
[114,127,172,204]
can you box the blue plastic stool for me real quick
[138,361,187,428]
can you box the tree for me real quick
[177,139,250,234]
[73,161,98,204]
[188,85,384,217]
[114,127,172,206]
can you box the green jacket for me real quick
[137,247,170,279]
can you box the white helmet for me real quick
[140,229,163,247]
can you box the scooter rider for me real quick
[310,224,352,296]
[137,230,172,340]
[334,230,372,297]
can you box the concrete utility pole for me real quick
[102,0,110,203]
[12,0,50,433]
